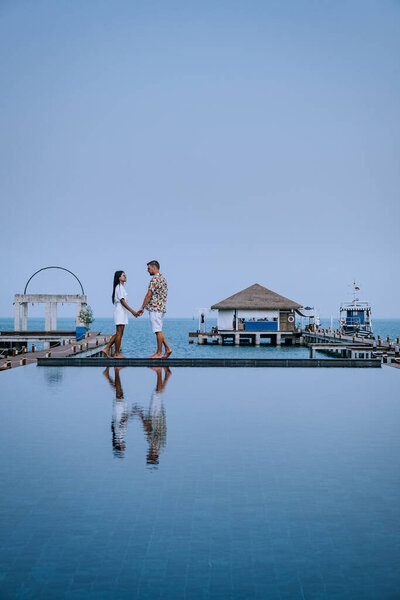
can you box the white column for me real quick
[234,333,240,345]
[50,302,57,330]
[14,301,20,331]
[22,303,28,330]
[255,333,260,346]
[276,333,281,345]
[45,303,51,331]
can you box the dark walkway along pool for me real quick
[1,365,399,599]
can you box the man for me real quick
[138,261,172,358]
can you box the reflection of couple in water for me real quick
[103,366,171,466]
[102,260,172,359]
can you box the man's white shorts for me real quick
[149,311,165,333]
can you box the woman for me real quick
[102,271,138,358]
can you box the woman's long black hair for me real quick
[112,271,124,304]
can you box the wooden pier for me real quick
[188,326,400,368]
[0,332,111,371]
[302,329,400,367]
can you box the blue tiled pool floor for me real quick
[0,366,399,599]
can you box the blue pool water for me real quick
[1,318,399,357]
[1,364,399,599]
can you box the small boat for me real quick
[340,282,373,338]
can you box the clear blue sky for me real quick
[1,0,399,318]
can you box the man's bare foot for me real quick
[148,353,163,359]
[114,353,126,358]
[163,349,172,358]
[102,348,110,357]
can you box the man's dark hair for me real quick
[147,260,160,270]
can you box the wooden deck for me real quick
[0,332,111,371]
[303,329,400,368]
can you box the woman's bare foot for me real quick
[148,353,163,359]
[163,348,172,358]
[102,348,110,357]
[114,353,126,358]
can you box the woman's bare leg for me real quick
[114,325,126,358]
[102,333,117,357]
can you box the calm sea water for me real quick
[1,364,399,599]
[1,317,399,357]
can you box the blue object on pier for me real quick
[75,326,86,340]
[245,321,278,331]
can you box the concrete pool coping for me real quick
[37,357,382,368]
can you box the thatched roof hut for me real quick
[211,283,302,311]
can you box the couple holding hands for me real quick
[103,260,172,359]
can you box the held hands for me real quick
[131,308,144,318]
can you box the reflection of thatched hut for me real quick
[211,283,302,332]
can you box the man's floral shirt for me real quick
[147,274,168,313]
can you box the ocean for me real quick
[1,317,399,357]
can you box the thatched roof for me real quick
[211,283,302,310]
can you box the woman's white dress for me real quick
[114,284,129,325]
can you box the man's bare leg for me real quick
[161,332,172,358]
[148,332,163,358]
[114,325,126,358]
[102,333,116,357]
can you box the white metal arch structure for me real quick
[14,267,87,333]
[24,266,85,295]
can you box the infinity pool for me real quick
[1,365,399,599]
